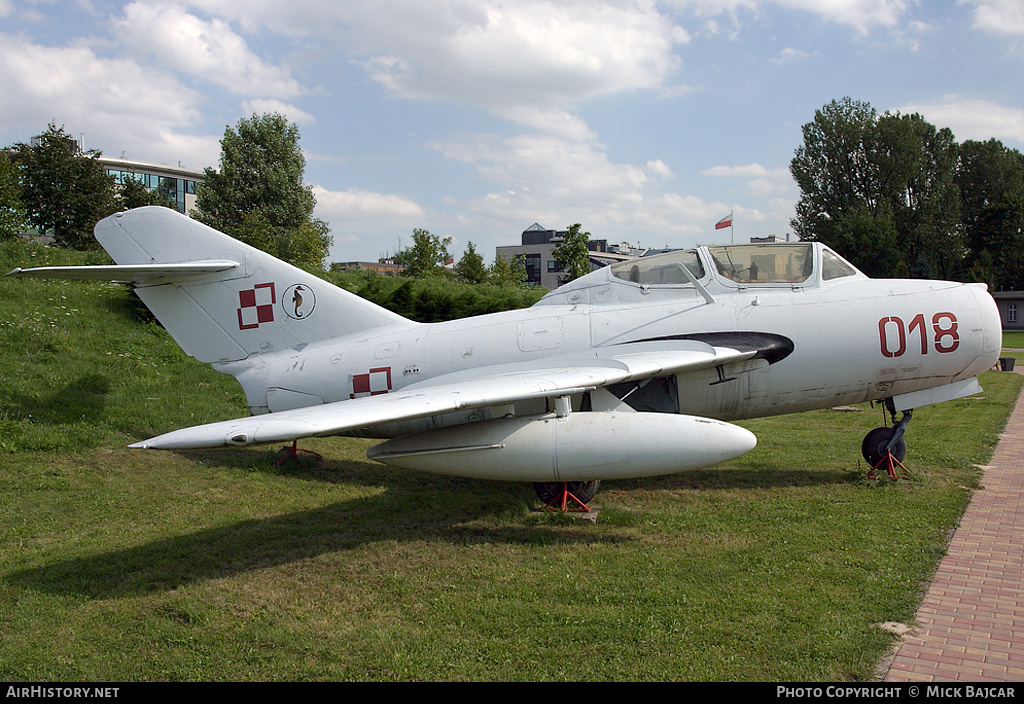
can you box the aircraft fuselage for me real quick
[221,245,1000,439]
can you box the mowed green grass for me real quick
[1,238,1020,682]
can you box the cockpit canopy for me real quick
[539,242,864,307]
[608,243,859,287]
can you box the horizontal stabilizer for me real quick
[6,261,240,285]
[8,207,415,364]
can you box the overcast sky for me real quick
[2,0,1022,264]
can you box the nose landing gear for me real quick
[862,404,912,479]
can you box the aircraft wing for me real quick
[130,340,758,450]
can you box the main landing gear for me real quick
[862,401,912,479]
[275,440,323,467]
[533,481,601,512]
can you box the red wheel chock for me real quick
[867,451,911,480]
[276,441,322,466]
[541,484,592,512]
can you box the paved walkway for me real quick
[883,371,1024,682]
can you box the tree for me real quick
[876,112,962,279]
[552,223,591,282]
[0,151,30,239]
[957,139,1024,289]
[193,113,332,268]
[790,98,880,245]
[790,99,962,278]
[488,252,528,287]
[116,174,175,211]
[393,228,453,278]
[8,123,118,248]
[455,241,487,284]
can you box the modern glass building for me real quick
[98,157,203,214]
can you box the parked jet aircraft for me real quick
[8,207,1002,508]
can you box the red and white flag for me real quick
[715,213,733,230]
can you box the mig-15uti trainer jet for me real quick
[8,207,1002,509]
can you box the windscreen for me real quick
[707,244,813,284]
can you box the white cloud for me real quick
[701,163,794,195]
[427,131,739,244]
[958,0,1024,36]
[312,186,431,259]
[0,32,214,168]
[778,0,915,30]
[185,0,687,118]
[313,186,426,219]
[361,1,686,118]
[490,106,598,143]
[240,99,315,125]
[899,98,1024,144]
[666,0,916,33]
[775,47,811,62]
[115,2,305,98]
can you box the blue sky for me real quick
[2,0,1022,266]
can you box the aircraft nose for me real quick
[974,285,1002,358]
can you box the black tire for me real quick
[532,480,601,505]
[861,426,907,467]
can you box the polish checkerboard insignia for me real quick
[350,367,392,399]
[237,283,276,330]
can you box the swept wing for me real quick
[130,340,756,450]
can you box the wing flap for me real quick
[130,340,758,450]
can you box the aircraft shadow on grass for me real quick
[7,450,848,601]
[5,374,110,425]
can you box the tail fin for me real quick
[94,207,414,363]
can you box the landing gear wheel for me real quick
[533,481,600,511]
[861,426,906,467]
[862,426,910,479]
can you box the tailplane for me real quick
[13,207,414,363]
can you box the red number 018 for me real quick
[879,312,959,357]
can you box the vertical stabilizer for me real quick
[95,207,415,363]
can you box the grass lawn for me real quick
[1002,330,1024,350]
[1,238,1020,681]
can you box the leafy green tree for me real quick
[820,213,900,279]
[957,139,1024,289]
[876,112,962,279]
[0,151,30,239]
[552,223,591,282]
[455,241,487,284]
[116,174,175,211]
[193,113,332,268]
[325,267,545,321]
[393,228,453,278]
[8,123,118,248]
[488,252,528,287]
[790,98,880,245]
[790,99,962,278]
